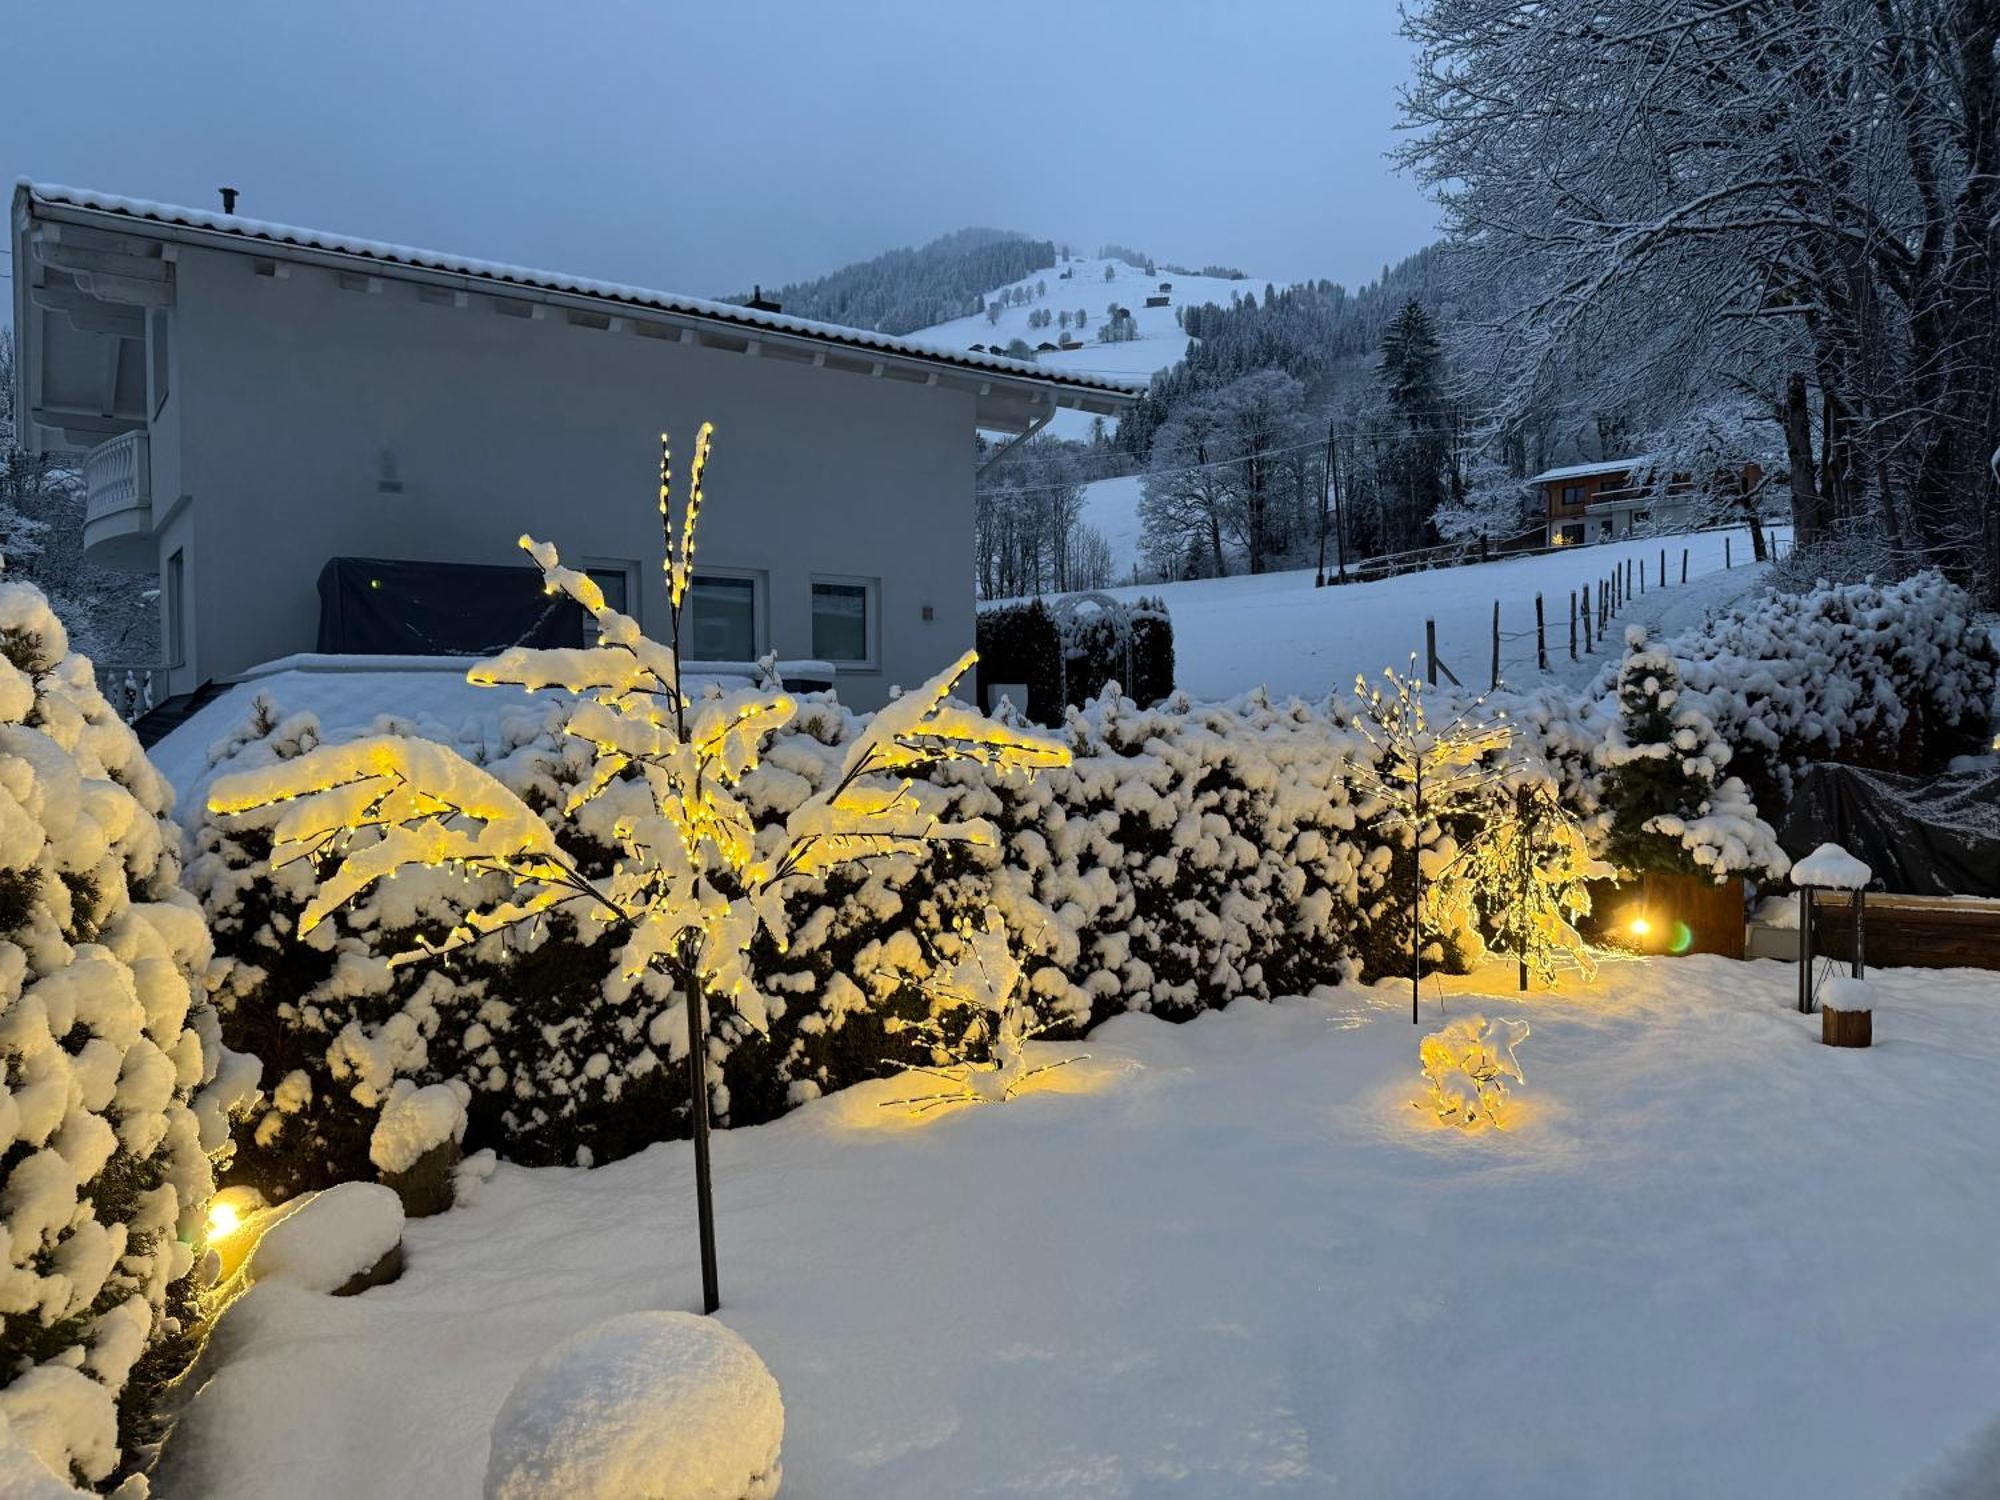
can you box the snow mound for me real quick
[1792,843,1872,890]
[248,1182,404,1293]
[369,1080,470,1175]
[1821,976,1875,1013]
[485,1311,784,1500]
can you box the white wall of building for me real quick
[156,241,979,708]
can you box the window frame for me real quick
[809,573,880,673]
[682,567,766,664]
[164,548,187,668]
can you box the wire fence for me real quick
[1423,527,1794,692]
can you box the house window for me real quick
[1558,523,1584,546]
[1561,484,1587,507]
[686,573,758,661]
[810,578,876,668]
[582,563,634,644]
[1597,519,1614,539]
[165,549,186,667]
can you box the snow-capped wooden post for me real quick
[1791,843,1873,1017]
[1821,976,1873,1047]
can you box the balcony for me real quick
[83,430,155,571]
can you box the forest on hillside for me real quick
[728,227,1059,336]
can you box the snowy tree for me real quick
[985,302,1002,327]
[1344,666,1510,1022]
[1597,629,1786,882]
[1419,1015,1529,1129]
[1466,772,1604,990]
[207,425,1069,1310]
[0,574,251,1492]
[879,910,1085,1114]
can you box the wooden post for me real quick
[1725,536,1733,569]
[1640,558,1647,594]
[1659,547,1667,588]
[1425,618,1438,686]
[1535,592,1547,670]
[1681,548,1688,584]
[1490,600,1501,689]
[1625,558,1633,599]
[1823,1005,1872,1047]
[1568,590,1577,660]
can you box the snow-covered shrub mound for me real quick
[245,1181,403,1294]
[0,578,249,1491]
[1617,570,1997,812]
[485,1311,783,1500]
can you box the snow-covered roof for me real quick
[17,182,1147,404]
[1524,457,1651,487]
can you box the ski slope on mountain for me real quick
[916,255,1255,440]
[993,526,1790,704]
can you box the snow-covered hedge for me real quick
[182,571,1993,1198]
[1638,571,1997,812]
[0,580,247,1493]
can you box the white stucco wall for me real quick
[159,243,978,708]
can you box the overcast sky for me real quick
[4,0,1435,309]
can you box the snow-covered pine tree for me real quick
[0,575,251,1492]
[1598,627,1785,882]
[207,425,1069,1308]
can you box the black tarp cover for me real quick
[316,557,584,657]
[1777,761,2000,897]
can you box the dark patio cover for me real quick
[1778,761,2000,898]
[316,557,584,657]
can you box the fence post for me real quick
[1625,558,1633,598]
[1725,536,1733,569]
[1535,593,1547,671]
[1569,590,1578,661]
[1681,548,1689,584]
[1490,600,1501,690]
[1660,547,1666,588]
[1640,559,1647,594]
[1426,618,1438,686]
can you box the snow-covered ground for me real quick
[999,525,1789,703]
[162,954,2000,1498]
[914,255,1256,441]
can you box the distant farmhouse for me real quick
[10,185,1138,711]
[1532,458,1763,547]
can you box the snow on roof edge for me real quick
[19,181,1148,400]
[1524,457,1653,486]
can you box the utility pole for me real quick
[1331,429,1350,583]
[1316,418,1333,587]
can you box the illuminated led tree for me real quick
[1419,1014,1530,1129]
[1346,662,1510,1022]
[880,909,1086,1113]
[1469,771,1605,990]
[208,425,1069,1313]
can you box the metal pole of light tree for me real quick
[1426,619,1439,686]
[1569,590,1578,661]
[683,950,721,1314]
[1412,755,1424,1024]
[1490,600,1501,690]
[1535,593,1548,671]
[1798,886,1815,1014]
[1516,785,1531,991]
[1852,889,1866,980]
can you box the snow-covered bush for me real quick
[1418,1015,1529,1128]
[0,577,248,1492]
[486,1311,783,1500]
[1640,571,1997,813]
[1597,627,1788,881]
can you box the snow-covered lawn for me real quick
[164,955,2000,1498]
[1004,524,1789,702]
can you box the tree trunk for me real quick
[1784,373,1826,545]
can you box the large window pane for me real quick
[812,581,870,663]
[687,574,756,660]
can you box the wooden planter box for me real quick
[1587,872,1747,960]
[1811,892,2000,972]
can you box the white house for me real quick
[10,183,1140,709]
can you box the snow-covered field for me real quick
[1009,525,1790,702]
[162,955,2000,1498]
[914,255,1254,441]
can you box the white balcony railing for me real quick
[84,430,151,523]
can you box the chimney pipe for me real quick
[219,186,239,214]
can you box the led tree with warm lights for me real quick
[1344,663,1510,1022]
[208,425,1069,1314]
[1468,770,1605,990]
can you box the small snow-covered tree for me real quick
[1467,772,1604,989]
[0,574,252,1492]
[1345,664,1510,1022]
[879,909,1085,1114]
[1598,629,1786,883]
[207,425,1069,1308]
[1419,1015,1529,1129]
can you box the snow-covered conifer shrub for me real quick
[1597,628,1787,881]
[0,577,249,1492]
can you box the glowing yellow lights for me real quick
[1629,916,1652,937]
[205,1200,243,1241]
